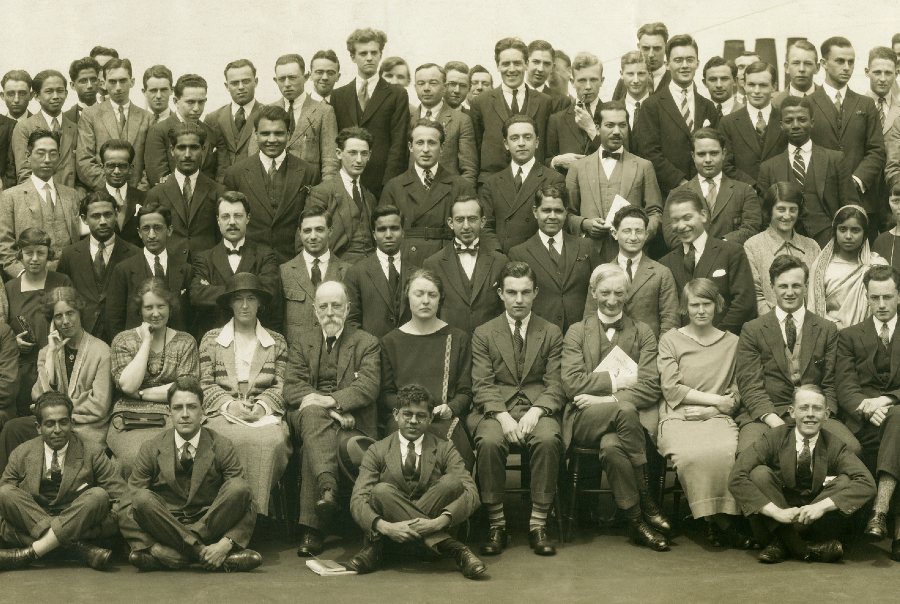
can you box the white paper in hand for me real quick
[604,195,632,225]
[593,345,638,379]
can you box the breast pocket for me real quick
[283,287,308,324]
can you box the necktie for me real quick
[153,254,165,278]
[755,110,766,139]
[387,255,400,295]
[234,106,246,133]
[267,158,277,205]
[547,237,561,265]
[833,90,843,130]
[796,438,812,491]
[51,116,60,134]
[680,88,693,130]
[326,335,336,354]
[514,166,524,192]
[402,441,417,480]
[600,318,624,332]
[226,246,242,256]
[878,97,886,128]
[288,99,296,133]
[633,100,641,125]
[117,106,126,136]
[43,182,55,207]
[785,313,797,352]
[602,149,622,160]
[352,178,364,213]
[716,102,723,117]
[705,178,718,212]
[422,167,433,190]
[625,258,633,281]
[311,257,322,286]
[513,319,525,369]
[880,323,891,349]
[792,148,806,189]
[94,240,107,282]
[455,243,479,256]
[683,243,695,278]
[50,449,62,483]
[358,80,369,113]
[182,175,193,205]
[179,443,193,473]
[510,88,520,114]
[113,187,126,209]
[425,108,433,120]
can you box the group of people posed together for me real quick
[0,19,898,581]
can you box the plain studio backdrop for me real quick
[2,0,897,114]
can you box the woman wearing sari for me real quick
[808,205,887,329]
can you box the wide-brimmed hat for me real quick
[216,272,272,310]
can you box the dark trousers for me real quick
[129,479,252,553]
[369,475,466,548]
[571,402,648,509]
[0,484,115,545]
[290,405,346,531]
[473,415,562,505]
[854,406,900,480]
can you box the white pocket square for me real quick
[702,119,711,127]
[712,269,727,277]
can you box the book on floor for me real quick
[305,559,357,576]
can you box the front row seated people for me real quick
[0,391,124,571]
[729,385,875,564]
[347,383,485,579]
[119,376,262,572]
[562,264,671,552]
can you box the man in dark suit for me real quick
[619,52,652,148]
[582,206,679,337]
[720,61,787,186]
[662,128,762,247]
[204,59,261,182]
[526,40,572,113]
[423,196,507,333]
[146,122,224,260]
[285,280,380,557]
[346,383,484,578]
[612,22,672,101]
[772,40,821,109]
[118,377,261,572]
[97,139,144,247]
[140,65,173,125]
[702,57,742,118]
[634,34,721,198]
[379,118,474,267]
[345,205,416,338]
[331,28,409,198]
[736,255,859,453]
[809,37,885,233]
[546,52,604,174]
[729,386,875,564]
[566,101,662,263]
[836,265,900,559]
[1,70,33,124]
[509,183,595,335]
[223,105,319,264]
[470,261,564,557]
[0,114,15,189]
[307,127,377,264]
[64,57,101,125]
[57,192,139,343]
[659,189,756,334]
[0,392,124,571]
[144,74,218,186]
[471,37,553,182]
[105,200,192,336]
[190,191,280,336]
[481,115,565,254]
[280,205,351,351]
[757,96,858,247]
[465,65,493,113]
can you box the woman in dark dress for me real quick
[380,268,475,469]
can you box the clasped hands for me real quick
[858,396,893,427]
[768,501,828,525]
[228,399,266,422]
[300,393,356,430]
[375,515,450,543]
[497,408,544,444]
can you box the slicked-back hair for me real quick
[409,118,445,144]
[370,204,404,232]
[142,64,173,89]
[32,70,67,93]
[217,191,251,215]
[744,61,777,83]
[863,264,900,291]
[167,121,207,147]
[167,375,204,405]
[103,58,133,78]
[26,128,59,151]
[666,34,699,58]
[137,199,173,227]
[787,39,819,62]
[99,138,135,164]
[299,201,333,229]
[534,182,568,208]
[501,114,537,138]
[224,58,257,78]
[494,37,528,64]
[498,260,537,290]
[702,56,736,79]
[868,46,898,66]
[69,57,101,82]
[174,74,208,98]
[820,36,853,60]
[311,49,340,69]
[637,22,669,42]
[34,391,74,423]
[275,53,306,73]
[769,254,809,286]
[253,104,291,131]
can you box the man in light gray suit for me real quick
[76,59,152,192]
[566,101,662,263]
[864,46,900,223]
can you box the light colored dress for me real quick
[657,328,740,519]
[808,239,886,329]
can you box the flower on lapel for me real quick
[712,269,727,277]
[134,203,142,215]
[702,119,711,127]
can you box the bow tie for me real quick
[226,247,242,256]
[600,319,623,331]
[602,150,622,161]
[454,243,479,256]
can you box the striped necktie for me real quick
[792,148,806,189]
[680,88,693,130]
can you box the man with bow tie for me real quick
[190,191,280,337]
[423,196,507,333]
[565,100,662,264]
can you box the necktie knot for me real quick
[601,318,623,331]
[455,242,479,255]
[425,109,433,119]
[226,246,242,256]
[179,443,193,472]
[326,335,337,352]
[602,149,622,160]
[705,177,716,187]
[422,168,433,190]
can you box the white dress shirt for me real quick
[223,238,246,273]
[111,100,131,123]
[339,168,361,198]
[651,66,667,91]
[794,428,819,454]
[375,248,401,280]
[454,237,479,279]
[283,93,306,124]
[501,83,528,111]
[748,103,773,129]
[310,91,331,104]
[788,140,813,174]
[510,156,536,182]
[625,93,649,126]
[143,247,168,274]
[172,170,198,197]
[822,82,864,191]
[258,151,287,172]
[30,174,57,206]
[414,162,440,186]
[41,109,63,131]
[303,249,331,281]
[506,311,531,336]
[599,145,621,179]
[873,315,898,342]
[356,74,379,103]
[669,81,695,119]
[174,430,201,459]
[617,252,642,276]
[419,101,443,119]
[717,97,738,116]
[597,310,624,341]
[43,442,68,478]
[398,433,424,468]
[788,85,813,98]
[699,173,723,207]
[684,230,708,262]
[775,305,806,345]
[89,234,116,265]
[105,182,129,205]
[538,228,564,255]
[231,99,256,122]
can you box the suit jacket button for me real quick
[410,245,417,252]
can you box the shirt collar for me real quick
[652,65,667,82]
[30,173,55,190]
[175,430,201,453]
[302,249,331,265]
[717,96,736,114]
[44,442,69,465]
[173,169,197,189]
[788,139,813,155]
[398,432,424,453]
[794,428,819,450]
[321,327,344,342]
[775,304,806,324]
[223,237,245,251]
[506,311,531,332]
[537,228,563,250]
[597,310,624,323]
[143,247,167,266]
[873,314,898,336]
[232,99,256,117]
[789,84,813,98]
[419,101,443,117]
[110,99,131,113]
[626,92,649,107]
[215,318,275,348]
[356,73,379,89]
[284,93,307,110]
[685,230,708,256]
[510,156,536,178]
[669,80,693,100]
[105,181,129,199]
[414,162,440,183]
[618,252,642,268]
[747,102,773,123]
[700,172,723,188]
[376,247,400,264]
[339,168,360,191]
[821,81,846,102]
[259,151,287,170]
[41,109,62,127]
[454,237,480,250]
[310,90,328,103]
[90,234,115,251]
[501,82,527,97]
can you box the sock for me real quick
[529,502,550,530]
[874,475,897,514]
[486,503,505,529]
[318,471,338,493]
[623,504,642,522]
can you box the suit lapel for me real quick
[490,89,510,124]
[660,89,691,136]
[761,314,791,381]
[335,332,356,383]
[584,316,602,369]
[24,442,43,496]
[584,157,603,216]
[385,436,405,488]
[235,104,259,151]
[619,153,637,197]
[810,90,840,136]
[414,435,438,494]
[360,80,390,124]
[163,177,189,225]
[292,97,320,141]
[469,252,494,303]
[514,165,544,215]
[562,107,587,146]
[780,431,797,489]
[275,157,306,221]
[711,177,735,222]
[158,436,178,497]
[889,323,900,383]
[735,109,762,153]
[101,102,120,139]
[695,237,721,278]
[188,174,211,224]
[839,91,860,140]
[305,337,322,385]
[809,147,828,209]
[798,314,817,375]
[366,257,394,308]
[55,438,84,502]
[525,235,562,289]
[492,320,519,381]
[561,235,580,284]
[762,108,783,157]
[627,259,653,302]
[440,247,468,302]
[187,430,214,504]
[521,318,545,379]
[246,159,275,219]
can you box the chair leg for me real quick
[566,454,581,542]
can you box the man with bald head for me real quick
[284,280,381,557]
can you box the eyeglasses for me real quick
[139,224,167,233]
[398,411,430,422]
[103,162,131,171]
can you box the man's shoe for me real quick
[804,540,844,563]
[128,550,164,571]
[640,492,671,534]
[315,489,338,522]
[479,526,507,556]
[0,546,37,570]
[758,540,787,564]
[296,528,324,558]
[864,511,888,540]
[629,519,670,552]
[70,541,112,570]
[345,540,382,574]
[437,538,486,580]
[222,549,262,572]
[528,527,556,556]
